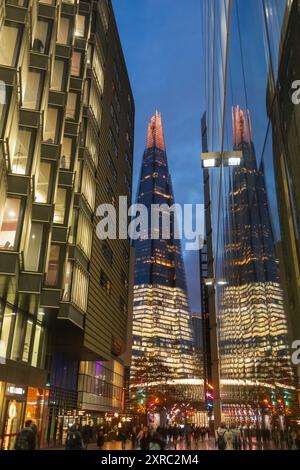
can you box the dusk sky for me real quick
[112,0,205,311]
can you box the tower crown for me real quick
[146,111,166,151]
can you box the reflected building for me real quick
[131,112,203,401]
[201,0,297,425]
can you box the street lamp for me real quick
[201,150,243,169]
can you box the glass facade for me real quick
[201,0,300,424]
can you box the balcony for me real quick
[29,51,49,71]
[31,203,53,223]
[7,174,30,197]
[18,272,42,294]
[57,302,85,329]
[0,251,19,276]
[5,3,27,24]
[38,2,56,20]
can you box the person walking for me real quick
[230,423,242,451]
[215,422,232,451]
[65,424,84,450]
[15,420,36,450]
[137,425,150,450]
[81,423,93,450]
[149,431,166,450]
[119,426,127,450]
[97,428,105,450]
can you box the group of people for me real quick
[215,422,300,450]
[130,423,211,450]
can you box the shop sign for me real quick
[6,386,26,396]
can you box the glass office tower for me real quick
[201,0,298,425]
[131,112,202,397]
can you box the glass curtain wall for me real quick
[201,0,299,425]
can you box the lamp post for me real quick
[201,148,242,430]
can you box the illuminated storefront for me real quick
[0,382,48,450]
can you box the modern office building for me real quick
[131,112,203,405]
[201,0,298,426]
[266,0,300,402]
[0,0,134,449]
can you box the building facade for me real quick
[131,112,203,406]
[201,0,298,426]
[0,0,133,449]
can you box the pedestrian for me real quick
[15,420,36,450]
[184,423,193,450]
[81,423,93,450]
[215,422,231,451]
[137,425,150,450]
[230,423,242,451]
[119,426,127,450]
[65,424,84,450]
[97,428,105,450]
[149,431,166,450]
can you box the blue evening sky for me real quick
[112,0,205,311]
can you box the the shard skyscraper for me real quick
[131,112,198,384]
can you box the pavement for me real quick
[43,437,278,451]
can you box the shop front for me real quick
[0,381,49,450]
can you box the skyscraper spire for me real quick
[145,110,166,151]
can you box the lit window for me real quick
[24,223,43,272]
[57,16,71,45]
[22,319,33,362]
[23,70,43,110]
[36,162,52,203]
[72,264,89,311]
[0,198,21,251]
[44,107,59,143]
[54,187,67,224]
[71,51,82,77]
[61,137,73,169]
[62,261,73,302]
[0,23,21,66]
[51,59,66,91]
[0,305,14,360]
[82,165,96,210]
[45,244,60,286]
[33,20,51,54]
[75,15,86,37]
[77,212,93,259]
[66,92,77,120]
[12,127,35,175]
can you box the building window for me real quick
[75,14,86,38]
[51,59,67,91]
[92,46,104,92]
[85,123,98,168]
[66,92,78,120]
[36,162,52,203]
[89,81,102,123]
[0,23,22,67]
[77,212,93,259]
[100,269,111,295]
[22,70,43,110]
[72,264,89,311]
[57,16,71,45]
[71,51,82,77]
[45,244,60,287]
[54,187,67,224]
[22,319,33,363]
[10,311,23,362]
[0,198,22,251]
[82,164,96,210]
[33,20,51,54]
[0,305,14,360]
[44,107,60,143]
[24,223,44,272]
[11,127,35,175]
[62,261,73,301]
[31,324,43,368]
[61,137,73,170]
[0,84,12,137]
